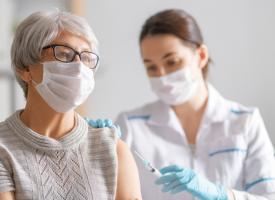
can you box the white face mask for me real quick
[33,61,95,113]
[149,67,199,106]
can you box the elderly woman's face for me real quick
[28,31,91,84]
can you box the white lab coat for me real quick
[116,85,275,200]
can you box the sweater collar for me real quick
[6,110,88,151]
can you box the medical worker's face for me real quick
[140,34,208,78]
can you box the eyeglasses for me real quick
[42,44,99,69]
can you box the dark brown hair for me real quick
[140,9,210,78]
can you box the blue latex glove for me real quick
[84,118,122,138]
[155,165,228,200]
[85,118,113,128]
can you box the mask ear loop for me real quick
[25,67,39,87]
[31,78,38,87]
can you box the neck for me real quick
[172,81,208,121]
[20,89,75,139]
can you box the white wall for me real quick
[85,0,275,143]
[0,0,69,121]
[0,0,15,120]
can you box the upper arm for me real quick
[116,139,142,200]
[0,192,15,200]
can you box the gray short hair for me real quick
[11,10,99,97]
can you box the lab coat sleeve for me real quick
[0,155,15,193]
[231,191,275,200]
[232,109,275,199]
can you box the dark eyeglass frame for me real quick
[42,44,99,69]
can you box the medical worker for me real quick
[114,9,275,200]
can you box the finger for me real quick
[161,179,182,192]
[155,172,183,185]
[163,175,186,190]
[86,118,98,128]
[170,184,186,194]
[178,170,194,184]
[160,165,183,174]
[104,119,113,127]
[96,119,105,128]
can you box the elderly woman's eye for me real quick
[56,51,73,61]
[81,54,91,63]
[80,52,99,68]
[81,54,94,67]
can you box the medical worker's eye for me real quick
[146,65,158,72]
[165,58,182,68]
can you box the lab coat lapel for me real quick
[196,84,231,143]
[203,84,230,124]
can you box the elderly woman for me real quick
[0,10,142,200]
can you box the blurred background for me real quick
[0,0,275,144]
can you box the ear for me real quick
[197,44,209,69]
[16,67,32,83]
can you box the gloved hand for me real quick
[155,165,228,200]
[84,118,122,138]
[85,118,113,128]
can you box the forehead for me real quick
[50,31,92,51]
[140,34,193,58]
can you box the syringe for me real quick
[134,150,162,177]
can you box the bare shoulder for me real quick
[0,191,15,200]
[116,139,133,157]
[116,139,142,200]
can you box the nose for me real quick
[157,67,167,77]
[73,54,81,62]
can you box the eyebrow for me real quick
[58,43,91,52]
[143,52,177,63]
